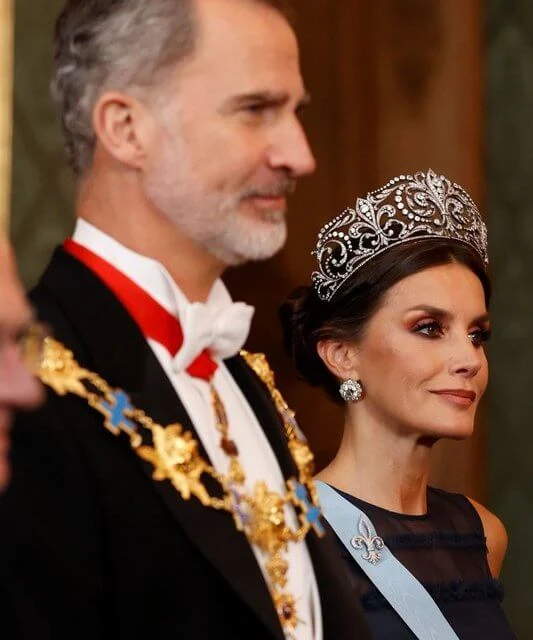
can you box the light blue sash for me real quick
[316,481,460,640]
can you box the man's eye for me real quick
[245,103,267,113]
[413,320,444,339]
[242,103,276,119]
[240,102,282,122]
[468,327,491,347]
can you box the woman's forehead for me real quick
[376,264,487,316]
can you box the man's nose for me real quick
[268,116,316,178]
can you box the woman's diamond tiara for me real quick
[312,169,488,302]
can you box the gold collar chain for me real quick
[34,338,325,636]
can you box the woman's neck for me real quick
[316,410,435,515]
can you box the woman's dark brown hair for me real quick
[279,239,491,404]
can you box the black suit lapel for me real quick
[224,355,299,481]
[36,248,284,640]
[128,350,284,640]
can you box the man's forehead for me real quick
[183,0,302,91]
[193,0,294,38]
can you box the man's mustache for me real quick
[241,179,296,199]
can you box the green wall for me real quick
[488,1,533,636]
[11,1,72,287]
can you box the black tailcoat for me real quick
[0,248,372,640]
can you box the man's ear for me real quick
[92,91,152,169]
[316,339,360,381]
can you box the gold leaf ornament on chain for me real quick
[32,337,325,636]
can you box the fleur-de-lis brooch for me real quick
[350,516,385,565]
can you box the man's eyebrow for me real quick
[222,90,311,111]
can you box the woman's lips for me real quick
[430,389,476,407]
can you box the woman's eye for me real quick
[468,327,491,347]
[413,320,444,339]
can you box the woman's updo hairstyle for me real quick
[279,239,491,404]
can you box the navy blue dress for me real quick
[331,487,516,639]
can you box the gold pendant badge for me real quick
[34,338,325,636]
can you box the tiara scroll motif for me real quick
[311,169,488,302]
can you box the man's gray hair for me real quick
[51,0,197,177]
[51,0,292,178]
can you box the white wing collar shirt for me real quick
[72,219,322,640]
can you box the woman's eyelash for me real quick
[412,320,444,338]
[412,320,491,346]
[468,327,492,346]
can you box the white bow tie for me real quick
[172,301,255,374]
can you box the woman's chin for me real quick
[425,422,475,441]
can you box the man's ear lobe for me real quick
[92,91,149,168]
[316,339,359,380]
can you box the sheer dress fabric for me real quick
[331,487,516,640]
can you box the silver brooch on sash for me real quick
[351,516,385,565]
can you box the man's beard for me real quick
[198,201,289,266]
[144,163,294,266]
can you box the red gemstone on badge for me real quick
[221,438,238,456]
[281,603,294,620]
